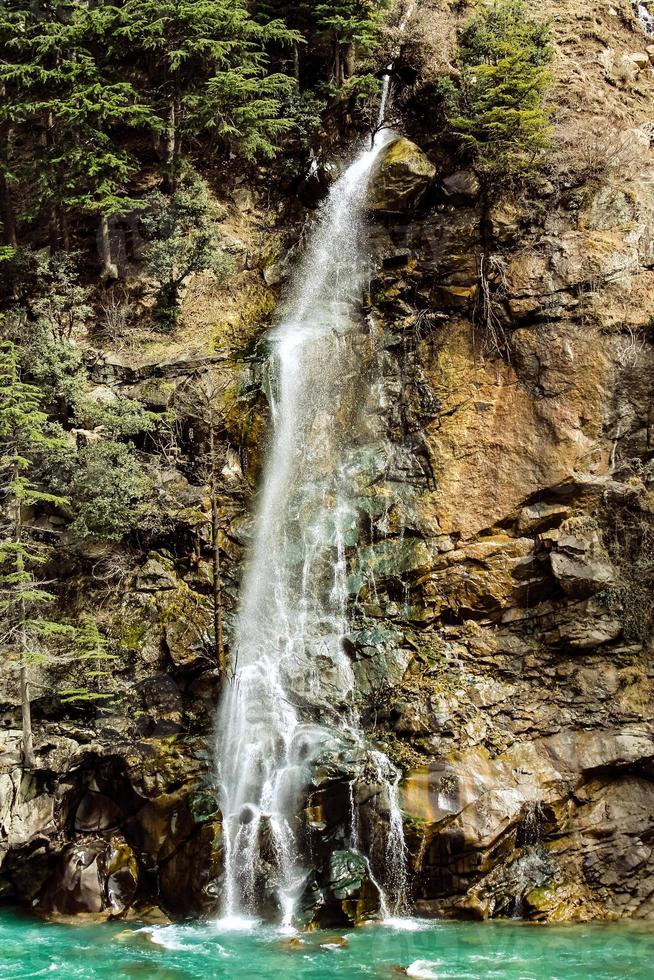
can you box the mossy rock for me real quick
[368,138,436,213]
[348,537,433,593]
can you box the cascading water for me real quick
[216,11,414,932]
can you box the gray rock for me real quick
[441,170,481,204]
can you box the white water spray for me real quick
[215,4,415,930]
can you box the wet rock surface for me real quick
[368,137,436,213]
[2,0,654,927]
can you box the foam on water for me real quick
[2,911,654,979]
[381,916,433,933]
[406,962,441,980]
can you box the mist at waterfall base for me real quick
[214,116,409,927]
[2,910,654,980]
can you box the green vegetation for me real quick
[445,0,553,179]
[0,0,391,258]
[68,441,154,542]
[0,0,393,768]
[0,342,69,765]
[0,342,126,762]
[141,170,232,329]
[115,0,300,181]
[58,620,118,706]
[257,0,391,88]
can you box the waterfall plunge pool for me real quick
[1,909,653,979]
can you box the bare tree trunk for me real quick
[19,656,35,769]
[59,208,70,251]
[343,42,355,80]
[99,214,118,279]
[209,423,225,682]
[0,168,17,247]
[293,43,300,83]
[48,206,59,251]
[165,97,180,192]
[45,112,62,251]
[333,36,342,87]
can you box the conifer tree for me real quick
[117,0,301,183]
[58,620,118,707]
[0,342,68,767]
[450,0,553,177]
[314,1,387,86]
[0,1,155,266]
[141,170,231,329]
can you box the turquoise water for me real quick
[1,911,653,979]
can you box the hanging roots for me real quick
[473,253,511,361]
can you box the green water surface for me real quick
[1,910,653,979]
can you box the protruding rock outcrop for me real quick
[367,137,436,212]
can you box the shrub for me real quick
[69,441,153,542]
[141,170,232,331]
[448,0,554,179]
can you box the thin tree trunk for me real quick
[45,112,61,251]
[19,658,35,769]
[14,484,35,769]
[0,110,17,247]
[293,43,300,83]
[209,423,225,683]
[165,96,180,192]
[99,214,118,279]
[333,36,342,87]
[59,208,70,251]
[48,209,58,251]
[0,168,17,247]
[343,42,355,80]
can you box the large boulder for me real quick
[297,849,382,928]
[368,138,436,213]
[38,837,139,916]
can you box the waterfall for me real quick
[214,0,418,930]
[377,2,414,130]
[215,124,410,928]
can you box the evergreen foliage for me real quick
[0,0,392,767]
[448,0,553,177]
[141,170,232,329]
[59,620,118,705]
[3,252,91,411]
[0,0,155,248]
[255,0,388,87]
[0,341,69,765]
[116,0,300,177]
[67,441,153,542]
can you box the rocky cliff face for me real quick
[2,0,654,924]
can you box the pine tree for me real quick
[449,0,553,177]
[314,0,387,86]
[141,170,232,329]
[58,620,118,707]
[253,1,314,81]
[0,341,68,768]
[117,0,301,183]
[0,1,156,266]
